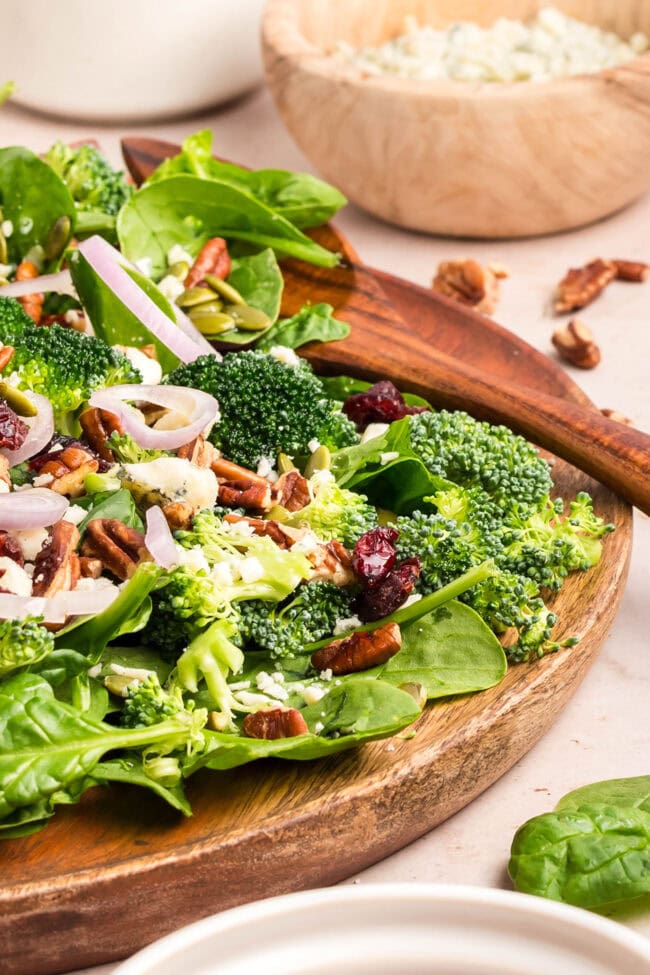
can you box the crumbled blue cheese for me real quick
[134,257,153,278]
[121,458,219,509]
[63,504,87,526]
[333,8,649,82]
[1,220,13,238]
[314,721,325,734]
[333,614,362,636]
[235,690,277,708]
[10,527,48,562]
[256,670,289,701]
[113,345,163,386]
[319,668,333,681]
[175,544,210,575]
[33,473,54,487]
[360,422,390,444]
[0,557,32,596]
[167,244,194,267]
[239,556,265,584]
[256,455,278,482]
[156,274,186,304]
[302,684,326,705]
[268,345,301,367]
[379,451,400,465]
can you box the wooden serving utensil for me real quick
[122,137,650,514]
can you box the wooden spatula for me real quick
[121,137,650,514]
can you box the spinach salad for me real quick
[0,130,613,840]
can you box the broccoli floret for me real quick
[44,141,133,232]
[174,619,244,727]
[165,350,359,468]
[395,508,483,592]
[120,673,186,728]
[410,410,553,516]
[0,617,54,677]
[280,469,377,547]
[0,298,140,428]
[147,566,232,661]
[107,432,168,465]
[176,510,312,603]
[239,581,357,659]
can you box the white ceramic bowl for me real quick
[4,0,265,122]
[114,883,650,975]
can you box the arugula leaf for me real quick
[381,602,507,699]
[117,174,339,279]
[257,303,350,351]
[0,147,76,264]
[148,129,346,228]
[69,250,180,373]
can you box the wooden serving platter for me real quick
[0,143,632,975]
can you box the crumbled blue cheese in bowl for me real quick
[332,7,649,83]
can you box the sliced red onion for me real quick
[0,488,69,531]
[145,506,179,569]
[78,236,216,364]
[89,383,220,451]
[0,269,75,299]
[0,585,118,624]
[2,392,54,467]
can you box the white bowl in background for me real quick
[4,0,265,122]
[114,883,650,975]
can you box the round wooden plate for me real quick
[0,149,632,975]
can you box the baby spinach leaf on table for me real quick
[117,175,339,280]
[0,147,76,264]
[509,803,650,909]
[556,777,650,814]
[147,129,346,229]
[380,602,507,699]
[69,250,180,373]
[256,303,350,351]
[330,417,452,513]
[186,679,420,773]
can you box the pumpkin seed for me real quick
[277,453,297,473]
[44,215,71,262]
[177,286,221,309]
[398,682,427,709]
[304,444,331,478]
[223,303,271,332]
[189,309,236,337]
[205,274,245,305]
[0,381,37,417]
[266,504,290,522]
[168,260,190,282]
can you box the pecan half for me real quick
[32,521,80,597]
[552,318,601,369]
[177,434,219,468]
[311,621,402,675]
[79,556,103,579]
[554,259,616,314]
[80,407,125,463]
[224,513,294,549]
[601,408,633,426]
[15,259,44,324]
[308,540,356,586]
[612,259,649,283]
[218,479,273,512]
[0,531,24,566]
[273,470,310,512]
[185,237,231,288]
[81,519,149,580]
[162,501,194,531]
[432,259,500,316]
[242,707,308,740]
[39,445,100,498]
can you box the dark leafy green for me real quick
[0,147,76,263]
[215,249,284,345]
[92,756,190,816]
[117,174,339,279]
[256,303,350,351]
[147,129,346,229]
[74,488,143,536]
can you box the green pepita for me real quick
[44,216,72,262]
[277,453,297,473]
[0,381,37,417]
[169,261,190,282]
[189,309,236,337]
[304,444,331,478]
[177,286,221,309]
[205,274,245,305]
[223,303,271,332]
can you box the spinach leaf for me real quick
[74,487,143,536]
[69,250,180,373]
[148,129,346,228]
[257,302,350,351]
[557,777,650,814]
[117,174,339,279]
[214,248,284,346]
[509,803,650,909]
[330,417,452,513]
[187,678,420,773]
[92,756,191,816]
[380,602,506,699]
[0,147,76,264]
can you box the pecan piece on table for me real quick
[81,519,150,580]
[311,621,402,676]
[554,259,616,314]
[432,259,500,316]
[185,237,231,288]
[242,707,308,740]
[308,540,357,587]
[32,521,80,597]
[552,318,601,369]
[273,470,310,512]
[80,407,125,463]
[177,434,219,468]
[612,259,650,283]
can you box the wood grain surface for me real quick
[0,140,632,975]
[262,0,650,237]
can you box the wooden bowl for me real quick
[262,0,650,238]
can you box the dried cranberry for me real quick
[0,402,29,451]
[356,556,421,622]
[342,380,429,430]
[0,531,24,566]
[353,526,399,587]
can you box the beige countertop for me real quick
[2,85,649,973]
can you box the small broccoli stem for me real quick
[305,560,497,650]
